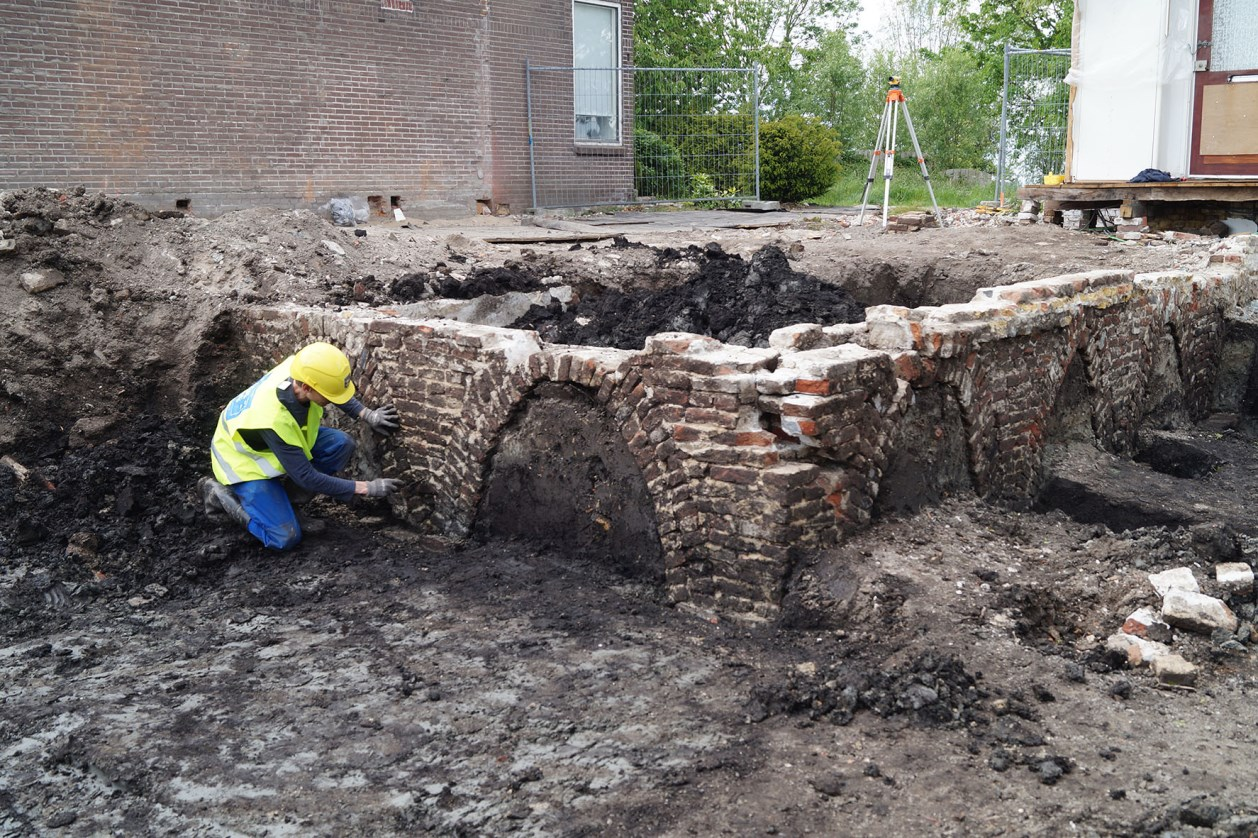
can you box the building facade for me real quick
[1,0,635,216]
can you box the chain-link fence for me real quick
[996,46,1072,205]
[526,64,760,210]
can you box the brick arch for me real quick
[472,379,665,581]
[455,344,699,589]
[875,381,975,514]
[227,239,1256,620]
[1038,347,1099,473]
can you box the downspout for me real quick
[1150,0,1170,170]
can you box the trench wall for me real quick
[232,234,1258,619]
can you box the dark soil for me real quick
[511,244,865,348]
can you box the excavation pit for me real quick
[2,188,1257,617]
[8,191,1258,836]
[229,233,1258,618]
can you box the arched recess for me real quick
[1144,321,1190,427]
[1037,350,1099,480]
[472,382,664,583]
[874,384,974,515]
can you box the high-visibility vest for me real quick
[210,356,323,485]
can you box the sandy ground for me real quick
[2,189,1257,836]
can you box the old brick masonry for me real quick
[234,236,1258,618]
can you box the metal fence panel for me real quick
[996,46,1071,204]
[527,65,759,210]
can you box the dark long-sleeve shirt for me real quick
[239,383,365,501]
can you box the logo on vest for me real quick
[224,379,261,421]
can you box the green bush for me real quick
[757,115,841,203]
[634,129,687,200]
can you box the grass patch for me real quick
[803,160,995,211]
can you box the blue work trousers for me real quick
[231,427,355,550]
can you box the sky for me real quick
[856,0,897,50]
[857,0,895,37]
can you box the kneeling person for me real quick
[201,341,402,549]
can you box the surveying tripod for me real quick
[857,76,944,229]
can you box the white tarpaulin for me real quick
[1070,0,1196,180]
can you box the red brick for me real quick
[794,378,832,395]
[710,466,758,485]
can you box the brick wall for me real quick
[486,1,635,212]
[0,0,633,217]
[229,236,1258,619]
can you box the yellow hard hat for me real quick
[290,342,356,404]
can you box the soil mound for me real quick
[746,651,988,727]
[390,264,546,302]
[0,416,214,637]
[511,244,864,348]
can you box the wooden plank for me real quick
[1019,180,1258,203]
[480,232,618,244]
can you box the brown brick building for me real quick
[1,0,635,217]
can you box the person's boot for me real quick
[199,477,252,531]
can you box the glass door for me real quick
[1191,0,1258,174]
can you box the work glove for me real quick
[365,477,402,498]
[361,403,400,436]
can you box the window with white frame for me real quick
[573,0,620,143]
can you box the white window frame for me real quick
[572,0,622,146]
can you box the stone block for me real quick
[1162,589,1238,635]
[820,323,867,344]
[1121,606,1174,643]
[1148,567,1199,596]
[1215,562,1255,597]
[645,332,725,356]
[19,268,66,294]
[1105,632,1171,667]
[768,323,824,350]
[761,463,821,488]
[862,316,915,351]
[1150,654,1198,687]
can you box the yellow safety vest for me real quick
[210,356,323,485]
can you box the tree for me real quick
[960,0,1073,51]
[790,29,871,158]
[958,0,1074,88]
[885,0,967,59]
[731,0,860,118]
[902,48,996,170]
[634,0,861,117]
[634,0,729,69]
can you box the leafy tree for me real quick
[733,0,860,118]
[790,29,871,158]
[960,0,1074,51]
[885,0,967,58]
[957,0,1073,185]
[634,0,860,118]
[634,0,729,69]
[902,48,996,170]
[958,0,1074,88]
[853,48,992,173]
